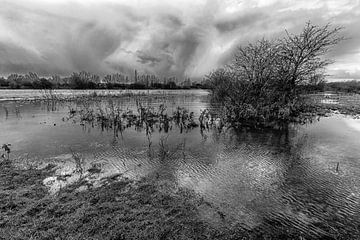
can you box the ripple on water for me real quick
[3,92,360,238]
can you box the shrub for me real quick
[207,22,343,128]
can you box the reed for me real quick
[3,106,9,119]
[70,148,85,179]
[1,143,11,161]
[66,100,203,136]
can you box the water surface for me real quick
[1,90,360,238]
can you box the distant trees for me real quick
[32,78,53,89]
[325,80,360,93]
[0,77,9,87]
[7,74,25,89]
[0,71,202,90]
[0,73,53,89]
[69,72,98,89]
[207,22,343,127]
[50,75,62,88]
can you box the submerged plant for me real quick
[70,149,85,178]
[158,135,186,162]
[14,105,21,118]
[1,144,11,160]
[64,99,229,147]
[3,106,9,119]
[158,135,170,161]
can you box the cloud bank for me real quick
[0,0,359,80]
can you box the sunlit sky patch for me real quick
[0,0,359,80]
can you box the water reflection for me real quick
[1,91,360,238]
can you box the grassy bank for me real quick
[0,159,244,240]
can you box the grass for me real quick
[0,160,56,239]
[0,158,249,240]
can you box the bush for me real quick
[207,22,343,128]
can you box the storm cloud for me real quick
[0,0,359,80]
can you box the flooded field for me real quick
[1,90,360,238]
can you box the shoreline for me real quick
[0,89,210,103]
[0,158,318,240]
[0,159,237,240]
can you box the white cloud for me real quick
[0,0,359,80]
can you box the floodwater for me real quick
[1,90,360,238]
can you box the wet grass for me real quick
[0,159,244,240]
[0,160,56,239]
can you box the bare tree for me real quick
[278,22,344,92]
[231,22,343,88]
[207,22,344,126]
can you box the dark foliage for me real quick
[206,22,343,128]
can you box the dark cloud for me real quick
[136,50,162,65]
[0,0,359,80]
[160,14,184,29]
[215,11,267,33]
[172,28,202,75]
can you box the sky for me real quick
[0,0,359,81]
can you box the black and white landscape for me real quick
[1,1,360,239]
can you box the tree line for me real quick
[324,80,360,93]
[0,72,205,90]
